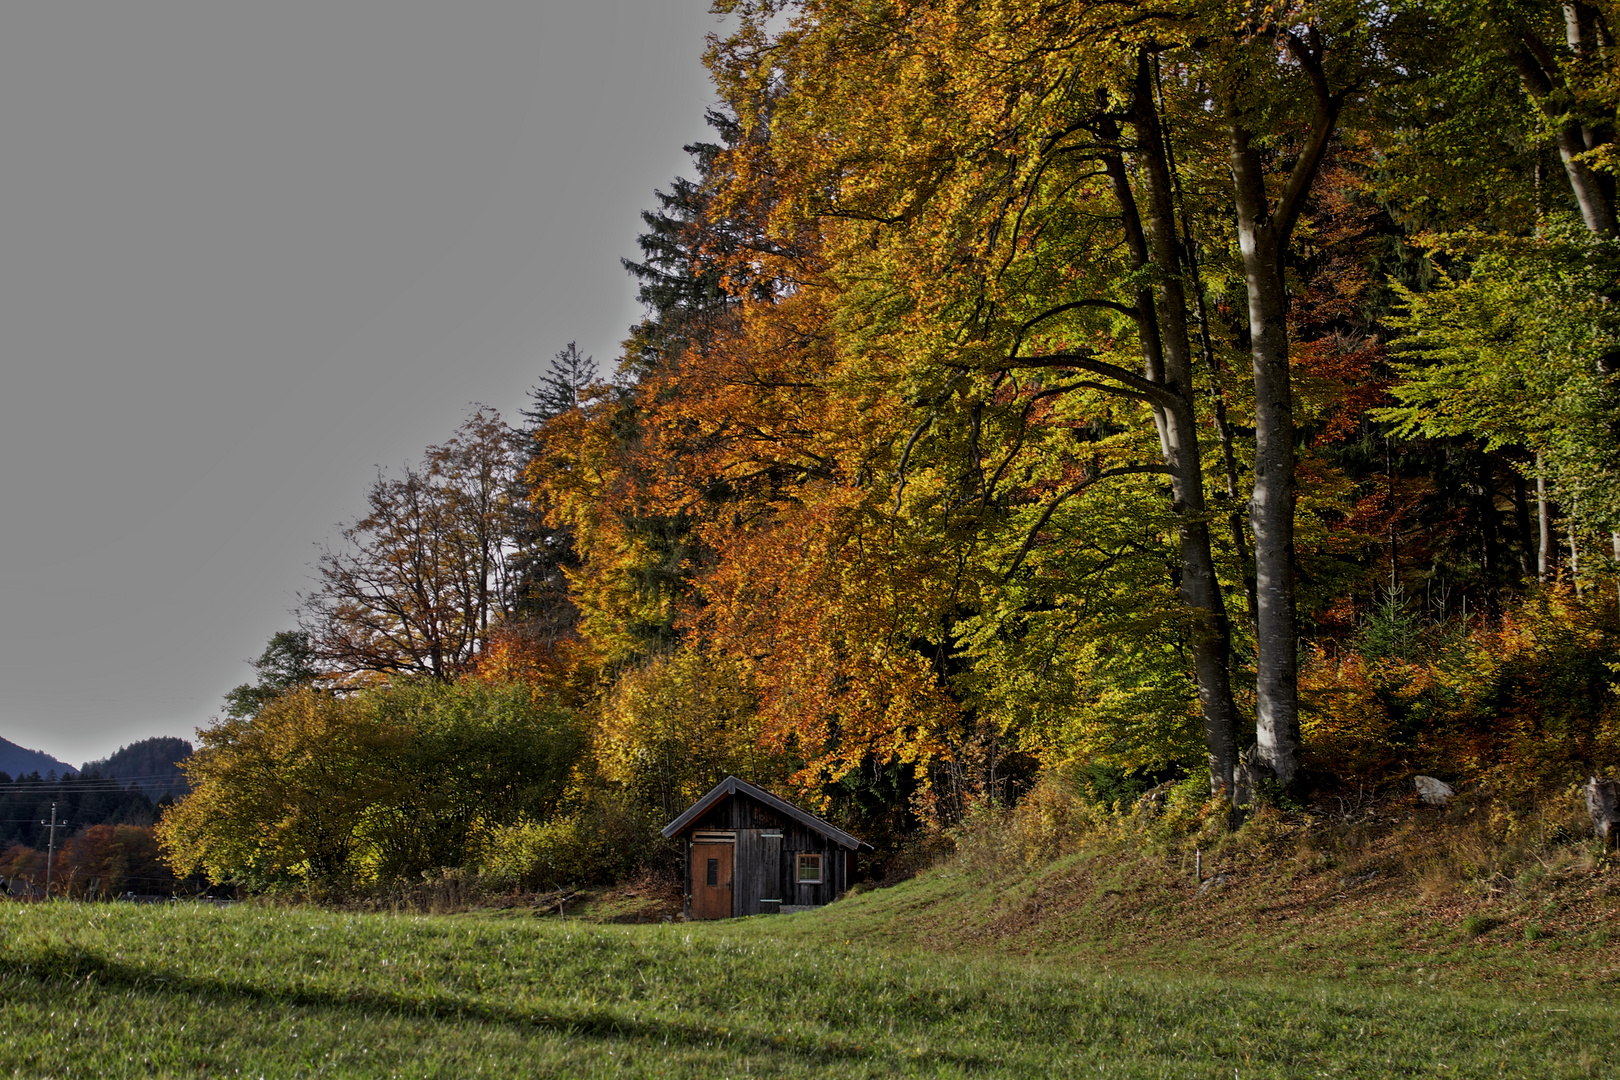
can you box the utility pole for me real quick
[42,802,66,900]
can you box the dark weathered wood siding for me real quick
[682,791,852,916]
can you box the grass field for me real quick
[1,892,1615,1078]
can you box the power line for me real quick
[0,772,187,782]
[0,787,172,794]
[0,779,187,791]
[0,786,179,793]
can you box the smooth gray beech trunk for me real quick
[1526,7,1620,570]
[1559,2,1616,236]
[1612,533,1620,604]
[1570,526,1583,596]
[1509,4,1618,237]
[1229,128,1301,784]
[1224,36,1343,785]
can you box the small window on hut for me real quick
[796,853,823,884]
[706,858,719,886]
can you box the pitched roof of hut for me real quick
[660,775,870,850]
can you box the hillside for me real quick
[0,736,74,780]
[80,735,192,799]
[5,783,1614,1076]
[560,782,1620,994]
[803,835,1620,994]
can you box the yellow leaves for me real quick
[158,689,368,885]
[593,649,786,816]
[1298,587,1620,790]
[1298,648,1398,780]
[161,683,585,888]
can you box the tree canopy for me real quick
[158,0,1620,893]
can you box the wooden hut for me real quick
[661,776,872,919]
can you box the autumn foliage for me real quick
[153,0,1620,893]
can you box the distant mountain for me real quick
[81,736,193,799]
[0,736,77,780]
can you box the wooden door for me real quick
[691,842,734,919]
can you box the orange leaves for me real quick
[1298,649,1400,780]
[1294,334,1390,447]
[1289,159,1394,448]
[468,625,578,697]
[691,489,963,791]
[61,824,173,898]
[1302,589,1620,790]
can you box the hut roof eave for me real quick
[660,775,872,851]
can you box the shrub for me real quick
[478,789,670,890]
[161,681,586,890]
[61,824,174,898]
[1302,589,1620,790]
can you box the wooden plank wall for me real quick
[762,832,782,907]
[686,791,854,914]
[735,829,761,915]
[682,839,691,919]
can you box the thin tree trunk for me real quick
[1611,531,1620,605]
[1386,437,1399,591]
[1537,455,1553,582]
[1479,454,1499,587]
[1571,522,1583,596]
[1511,464,1534,581]
[1156,55,1258,630]
[1131,56,1241,794]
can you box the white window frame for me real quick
[796,852,823,884]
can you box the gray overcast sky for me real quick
[0,1,722,766]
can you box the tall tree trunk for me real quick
[1479,454,1500,587]
[1611,532,1620,605]
[1515,8,1620,376]
[1099,78,1241,795]
[1157,53,1258,630]
[1228,125,1301,784]
[1386,437,1400,590]
[1512,464,1535,580]
[1512,6,1619,238]
[1570,513,1583,596]
[1223,38,1341,785]
[1552,124,1618,236]
[1131,56,1241,794]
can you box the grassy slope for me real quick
[1,892,1616,1079]
[7,791,1619,1077]
[561,789,1620,992]
[808,839,1620,995]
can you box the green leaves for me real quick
[1380,224,1620,531]
[160,682,585,889]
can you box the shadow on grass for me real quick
[2,944,990,1071]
